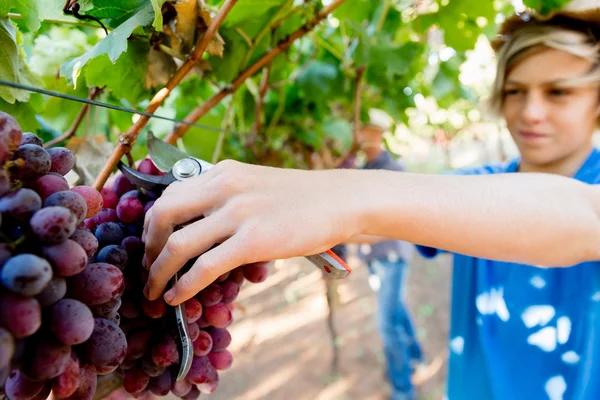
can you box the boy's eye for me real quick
[549,88,570,96]
[503,88,521,96]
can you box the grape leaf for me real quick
[60,4,154,85]
[29,26,90,84]
[0,93,43,132]
[222,0,288,26]
[0,18,41,103]
[85,41,150,105]
[0,0,40,31]
[150,0,167,30]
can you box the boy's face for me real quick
[502,47,599,169]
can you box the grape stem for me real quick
[44,87,103,149]
[92,0,239,191]
[333,65,365,169]
[164,0,349,145]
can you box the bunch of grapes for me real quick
[0,111,270,400]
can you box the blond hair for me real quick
[488,23,600,116]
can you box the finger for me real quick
[143,179,218,265]
[163,235,246,306]
[146,214,233,301]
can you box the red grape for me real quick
[47,147,75,176]
[69,263,125,306]
[42,239,88,277]
[82,318,127,374]
[30,206,77,244]
[71,186,103,218]
[50,299,95,345]
[44,190,88,225]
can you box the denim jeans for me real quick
[368,259,423,400]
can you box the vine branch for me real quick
[92,0,239,191]
[44,87,103,148]
[334,65,365,169]
[165,0,348,144]
[250,64,272,148]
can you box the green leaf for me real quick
[222,0,288,26]
[523,0,570,15]
[150,0,167,30]
[296,61,339,98]
[322,118,352,148]
[60,4,154,84]
[206,27,247,82]
[333,0,376,24]
[346,21,370,66]
[85,40,150,104]
[0,0,40,31]
[29,26,90,83]
[0,18,41,103]
[0,93,43,132]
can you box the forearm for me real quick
[354,170,600,266]
[345,234,389,244]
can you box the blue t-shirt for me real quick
[417,148,600,400]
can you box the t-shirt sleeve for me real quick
[414,163,509,259]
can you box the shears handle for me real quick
[305,249,351,279]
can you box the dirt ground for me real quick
[194,248,454,400]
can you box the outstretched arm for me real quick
[143,161,600,305]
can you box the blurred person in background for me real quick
[341,121,424,400]
[144,2,600,399]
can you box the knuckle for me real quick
[165,231,186,256]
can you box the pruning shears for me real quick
[117,132,351,381]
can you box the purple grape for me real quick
[44,190,88,225]
[116,197,143,224]
[20,132,42,146]
[96,245,128,271]
[22,335,72,380]
[95,222,124,247]
[88,296,122,318]
[30,174,70,200]
[1,254,53,296]
[147,369,171,396]
[0,188,41,223]
[47,147,75,175]
[125,329,153,360]
[10,144,51,181]
[82,318,127,374]
[207,349,233,370]
[121,236,144,264]
[30,206,77,244]
[113,174,136,197]
[93,208,119,225]
[121,190,142,200]
[143,200,154,214]
[35,276,67,307]
[4,370,45,400]
[69,263,125,306]
[69,229,99,259]
[42,239,88,277]
[100,188,119,209]
[50,299,95,345]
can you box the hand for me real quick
[143,160,363,305]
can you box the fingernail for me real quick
[143,284,150,299]
[164,290,175,304]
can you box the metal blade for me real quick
[117,161,175,191]
[146,132,190,173]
